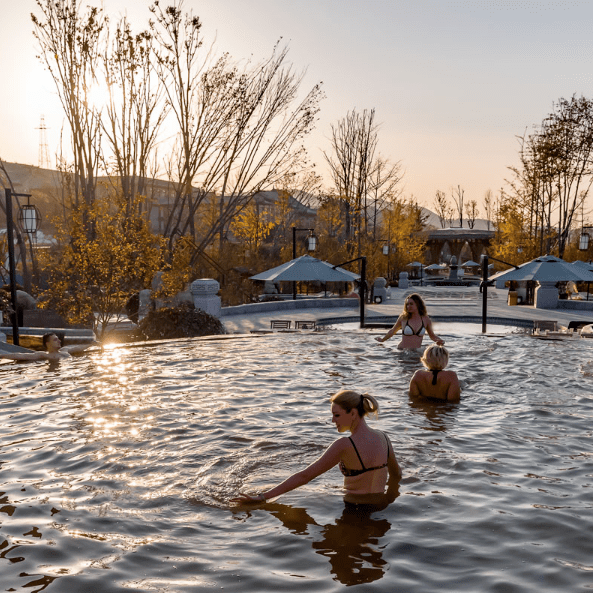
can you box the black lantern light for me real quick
[17,197,41,235]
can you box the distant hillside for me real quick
[1,161,495,232]
[0,161,62,195]
[421,207,493,231]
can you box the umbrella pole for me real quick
[360,257,366,329]
[292,228,297,300]
[481,255,488,333]
[333,256,366,328]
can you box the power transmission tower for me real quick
[36,115,50,169]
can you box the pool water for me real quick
[0,326,592,592]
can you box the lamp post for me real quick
[480,254,520,333]
[579,226,593,251]
[579,226,593,300]
[378,240,390,279]
[333,256,366,328]
[4,189,39,346]
[292,227,316,300]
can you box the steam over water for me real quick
[1,325,592,592]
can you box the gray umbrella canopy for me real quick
[461,260,480,267]
[489,255,593,288]
[250,254,360,283]
[572,260,593,271]
[425,263,447,270]
[407,261,423,268]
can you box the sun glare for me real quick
[86,82,113,112]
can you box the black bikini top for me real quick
[431,369,440,385]
[339,432,389,477]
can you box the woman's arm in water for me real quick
[425,317,444,345]
[0,351,47,361]
[231,438,347,504]
[408,371,422,397]
[384,435,403,502]
[376,316,403,343]
[446,372,461,403]
[60,341,100,355]
[386,436,402,481]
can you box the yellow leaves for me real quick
[39,195,164,329]
[229,202,274,249]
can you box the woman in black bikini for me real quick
[231,389,402,504]
[375,293,444,350]
[409,345,460,402]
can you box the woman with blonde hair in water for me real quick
[375,293,444,350]
[232,389,402,505]
[409,344,460,402]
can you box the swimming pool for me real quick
[0,326,592,592]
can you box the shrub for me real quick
[136,303,225,340]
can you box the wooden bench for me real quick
[295,320,316,330]
[270,320,291,329]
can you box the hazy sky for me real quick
[3,0,593,211]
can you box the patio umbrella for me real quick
[425,263,447,270]
[571,260,593,271]
[489,255,593,288]
[571,260,593,300]
[406,261,423,268]
[461,260,480,267]
[250,254,360,283]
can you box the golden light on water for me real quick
[82,348,157,440]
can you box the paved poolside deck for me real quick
[220,286,593,334]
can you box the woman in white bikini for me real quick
[375,293,444,350]
[231,389,402,505]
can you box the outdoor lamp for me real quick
[18,199,41,234]
[307,234,317,251]
[382,244,389,255]
[580,232,590,251]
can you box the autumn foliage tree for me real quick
[381,197,427,280]
[508,95,593,258]
[39,193,163,335]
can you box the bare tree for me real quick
[150,0,220,240]
[32,0,106,211]
[464,199,479,229]
[433,190,454,228]
[277,169,323,210]
[150,2,322,261]
[201,44,321,255]
[451,185,464,227]
[367,156,404,240]
[324,109,377,244]
[324,108,402,252]
[483,189,494,230]
[100,17,169,217]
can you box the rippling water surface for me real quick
[1,325,592,592]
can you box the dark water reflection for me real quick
[0,328,592,592]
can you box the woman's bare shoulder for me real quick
[441,369,459,379]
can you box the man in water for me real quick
[0,332,98,362]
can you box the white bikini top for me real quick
[402,319,425,336]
